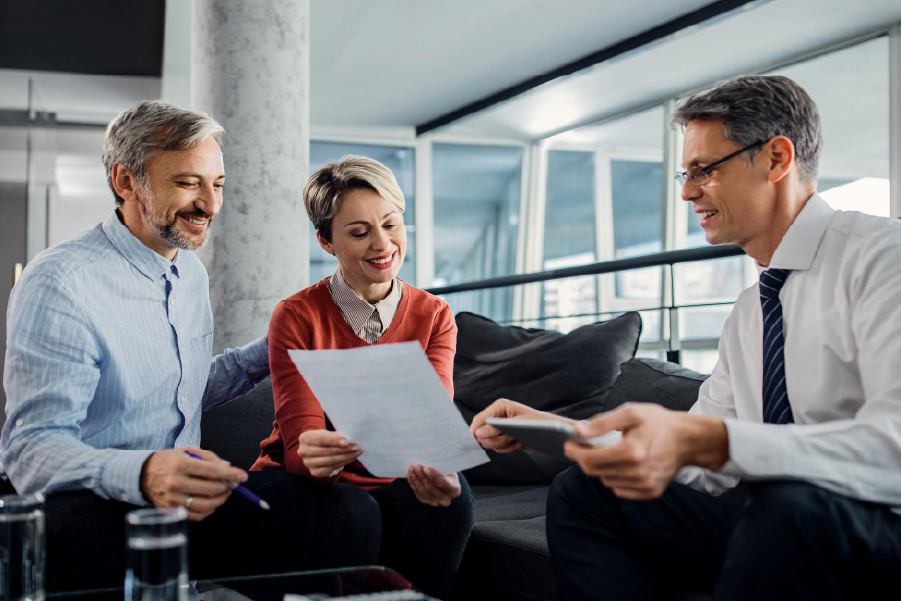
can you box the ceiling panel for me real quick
[310,0,715,127]
[443,0,901,141]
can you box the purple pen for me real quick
[184,450,271,510]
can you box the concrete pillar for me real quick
[192,0,310,353]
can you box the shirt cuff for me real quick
[675,465,741,495]
[234,336,270,382]
[720,418,791,478]
[101,449,156,506]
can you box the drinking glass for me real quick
[125,507,189,601]
[0,493,46,601]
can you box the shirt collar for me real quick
[765,193,835,272]
[102,210,182,281]
[328,268,403,335]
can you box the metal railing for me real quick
[426,244,746,365]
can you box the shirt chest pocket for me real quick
[191,331,214,354]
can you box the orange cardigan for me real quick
[251,279,457,491]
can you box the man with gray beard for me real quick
[1,101,379,591]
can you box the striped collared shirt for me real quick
[1,211,269,505]
[327,269,404,344]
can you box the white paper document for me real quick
[288,341,489,478]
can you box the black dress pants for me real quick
[41,470,381,592]
[369,474,474,601]
[546,466,901,601]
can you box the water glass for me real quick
[0,493,46,601]
[125,507,189,601]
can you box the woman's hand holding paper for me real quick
[297,429,363,478]
[407,465,462,507]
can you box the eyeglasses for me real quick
[675,140,767,187]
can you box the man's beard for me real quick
[138,187,214,251]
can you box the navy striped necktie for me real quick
[760,268,794,424]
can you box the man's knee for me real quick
[715,481,879,599]
[738,480,835,540]
[549,466,615,516]
[45,491,132,543]
[547,466,620,544]
[44,491,134,591]
[725,480,843,570]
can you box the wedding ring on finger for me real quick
[185,495,194,510]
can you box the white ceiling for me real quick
[446,0,901,140]
[533,34,891,182]
[0,0,897,149]
[310,0,713,127]
[0,0,742,127]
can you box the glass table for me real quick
[47,565,434,600]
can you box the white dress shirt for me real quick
[675,194,901,509]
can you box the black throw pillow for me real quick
[453,311,642,484]
[604,357,709,412]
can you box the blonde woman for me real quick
[252,156,473,599]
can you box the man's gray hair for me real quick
[102,100,225,206]
[672,75,822,183]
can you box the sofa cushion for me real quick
[453,485,556,601]
[200,377,275,470]
[605,357,708,412]
[454,312,642,484]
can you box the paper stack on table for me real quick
[288,341,489,478]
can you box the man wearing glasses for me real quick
[471,75,901,599]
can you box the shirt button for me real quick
[120,492,128,501]
[15,419,23,427]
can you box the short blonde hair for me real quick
[303,155,405,242]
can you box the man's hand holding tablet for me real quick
[470,399,620,458]
[471,398,729,500]
[470,398,622,460]
[470,398,552,453]
[484,418,622,460]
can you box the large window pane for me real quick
[541,107,665,333]
[681,350,719,375]
[544,150,596,263]
[542,150,596,331]
[772,36,889,216]
[432,143,522,323]
[611,159,664,300]
[546,108,665,288]
[308,142,415,285]
[605,108,665,302]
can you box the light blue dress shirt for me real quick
[2,211,269,505]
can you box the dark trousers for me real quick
[369,475,474,601]
[546,466,901,601]
[40,470,380,592]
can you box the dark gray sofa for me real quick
[449,357,714,601]
[201,355,714,601]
